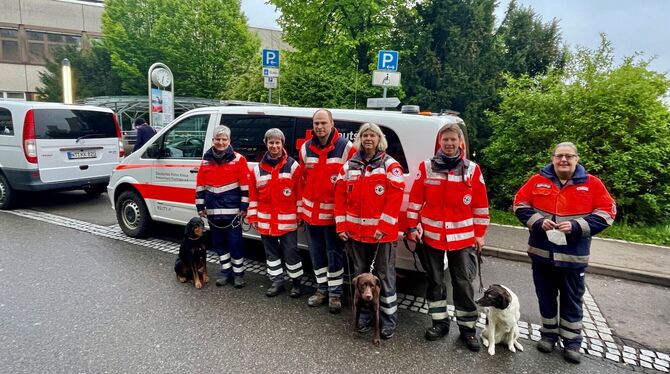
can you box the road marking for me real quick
[3,208,666,371]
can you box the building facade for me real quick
[0,0,286,101]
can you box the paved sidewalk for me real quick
[484,223,670,287]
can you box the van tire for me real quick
[116,190,151,237]
[0,173,15,210]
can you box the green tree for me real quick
[37,44,122,102]
[270,0,404,108]
[483,38,670,225]
[496,0,567,77]
[102,0,259,98]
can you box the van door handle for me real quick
[189,168,199,173]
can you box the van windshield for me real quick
[33,109,117,140]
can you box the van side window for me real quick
[0,107,13,136]
[295,118,408,172]
[151,114,209,159]
[220,115,295,162]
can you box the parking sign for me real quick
[377,50,399,71]
[262,49,280,68]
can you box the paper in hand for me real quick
[547,229,567,245]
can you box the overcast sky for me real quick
[241,0,670,75]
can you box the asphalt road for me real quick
[1,190,668,373]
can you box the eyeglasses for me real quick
[553,154,578,160]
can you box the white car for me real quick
[0,101,124,209]
[108,106,468,270]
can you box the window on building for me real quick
[27,30,81,64]
[0,107,15,136]
[0,28,20,62]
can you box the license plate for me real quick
[67,151,97,159]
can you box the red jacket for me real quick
[513,164,616,268]
[407,158,489,251]
[334,151,405,243]
[247,150,302,236]
[195,147,250,219]
[299,128,355,226]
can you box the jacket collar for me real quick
[540,163,588,187]
[204,145,235,163]
[260,149,288,172]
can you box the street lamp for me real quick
[62,58,73,104]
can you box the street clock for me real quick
[151,67,172,87]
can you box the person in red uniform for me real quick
[299,109,356,314]
[406,122,489,352]
[335,123,405,339]
[514,142,615,364]
[247,128,304,298]
[195,125,250,289]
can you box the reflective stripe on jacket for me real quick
[513,163,616,268]
[299,128,355,226]
[406,158,489,251]
[247,150,302,236]
[195,147,250,220]
[334,151,405,243]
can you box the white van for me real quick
[0,101,124,209]
[107,106,468,270]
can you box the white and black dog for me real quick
[476,284,524,356]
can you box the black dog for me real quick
[174,217,209,289]
[352,273,382,346]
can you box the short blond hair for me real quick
[352,123,388,152]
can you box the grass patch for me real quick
[489,209,670,247]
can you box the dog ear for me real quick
[352,274,360,287]
[375,276,381,289]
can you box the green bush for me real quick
[482,38,670,225]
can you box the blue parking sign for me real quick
[262,49,280,67]
[377,50,399,71]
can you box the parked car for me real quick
[107,106,468,271]
[0,101,124,209]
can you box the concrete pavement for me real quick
[484,223,670,287]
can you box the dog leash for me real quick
[206,213,243,230]
[476,249,484,294]
[369,241,381,273]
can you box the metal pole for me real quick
[382,86,388,111]
[269,88,272,104]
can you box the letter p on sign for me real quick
[377,50,399,71]
[262,49,280,68]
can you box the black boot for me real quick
[266,281,285,297]
[425,320,450,341]
[289,278,302,298]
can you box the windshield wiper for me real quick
[76,133,104,142]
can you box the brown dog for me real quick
[352,272,382,346]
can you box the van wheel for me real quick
[116,190,151,237]
[0,173,15,210]
[84,184,107,196]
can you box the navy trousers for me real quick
[532,261,586,348]
[209,217,244,278]
[306,224,344,297]
[261,231,304,283]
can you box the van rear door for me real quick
[33,108,120,183]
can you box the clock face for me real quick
[152,68,172,87]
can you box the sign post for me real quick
[147,62,174,128]
[373,50,400,111]
[262,49,280,104]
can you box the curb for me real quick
[483,246,670,288]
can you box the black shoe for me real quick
[537,338,556,353]
[289,285,302,298]
[425,324,449,341]
[460,333,481,352]
[357,324,372,334]
[233,277,245,289]
[563,346,582,364]
[215,276,233,287]
[328,297,342,314]
[381,329,395,340]
[266,283,285,297]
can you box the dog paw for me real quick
[203,275,209,283]
[482,337,490,347]
[508,345,516,353]
[177,276,188,283]
[373,338,380,347]
[514,341,524,352]
[488,347,495,356]
[195,281,203,289]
